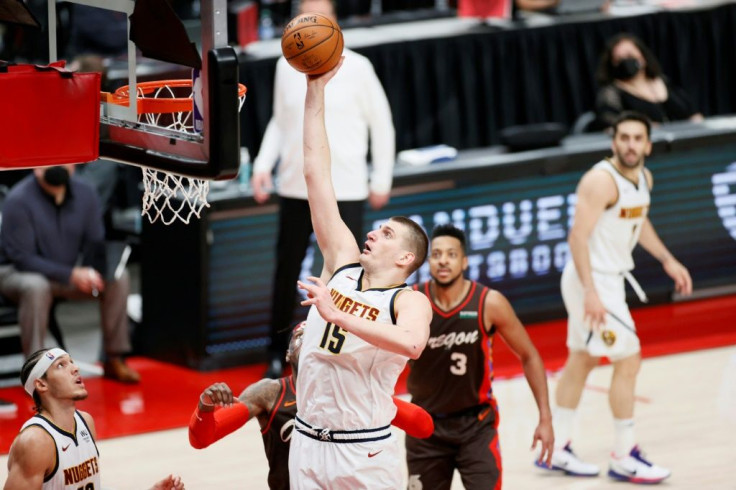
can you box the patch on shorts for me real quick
[601,329,617,346]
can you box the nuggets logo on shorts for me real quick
[601,329,617,346]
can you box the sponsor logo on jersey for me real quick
[284,400,296,407]
[619,206,647,219]
[458,311,478,319]
[280,419,295,443]
[329,289,380,321]
[63,456,99,485]
[427,330,479,350]
[62,443,71,452]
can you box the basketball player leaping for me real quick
[288,58,433,488]
[538,111,692,484]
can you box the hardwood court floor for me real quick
[3,345,733,489]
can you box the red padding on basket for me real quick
[0,61,101,168]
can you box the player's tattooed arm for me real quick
[239,378,283,426]
[189,379,279,449]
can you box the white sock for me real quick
[613,418,635,457]
[553,406,576,449]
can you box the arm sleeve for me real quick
[252,59,287,174]
[188,403,250,449]
[391,397,434,439]
[0,197,73,284]
[252,118,281,174]
[361,62,395,195]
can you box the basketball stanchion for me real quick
[103,80,247,225]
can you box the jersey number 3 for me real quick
[450,352,467,376]
[319,323,346,354]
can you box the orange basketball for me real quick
[281,12,344,76]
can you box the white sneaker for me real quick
[608,446,671,484]
[535,442,600,476]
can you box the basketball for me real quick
[281,12,344,75]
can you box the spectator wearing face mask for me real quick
[594,33,703,130]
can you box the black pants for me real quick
[268,197,365,359]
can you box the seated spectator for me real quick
[0,165,139,383]
[595,33,703,129]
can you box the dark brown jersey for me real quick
[408,280,497,415]
[261,375,297,490]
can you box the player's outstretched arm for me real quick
[188,380,278,449]
[391,397,434,438]
[486,290,554,467]
[303,59,361,279]
[299,278,430,358]
[4,427,56,489]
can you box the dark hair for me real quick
[390,216,428,275]
[431,224,467,252]
[596,33,663,86]
[20,349,50,412]
[612,111,652,138]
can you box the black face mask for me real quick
[43,166,70,187]
[613,57,641,81]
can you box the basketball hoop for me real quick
[105,80,247,225]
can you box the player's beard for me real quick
[615,148,644,169]
[432,270,464,288]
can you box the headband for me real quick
[24,348,69,396]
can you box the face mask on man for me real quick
[613,57,641,81]
[43,166,70,187]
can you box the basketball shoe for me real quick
[608,445,671,484]
[535,442,600,476]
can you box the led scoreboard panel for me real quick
[141,120,736,368]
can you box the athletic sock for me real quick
[613,418,635,457]
[553,406,576,450]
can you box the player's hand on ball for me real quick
[307,57,344,84]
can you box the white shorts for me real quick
[560,262,641,361]
[289,425,401,489]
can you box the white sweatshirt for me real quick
[252,49,395,201]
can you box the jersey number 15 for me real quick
[319,322,346,354]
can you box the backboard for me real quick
[43,0,242,180]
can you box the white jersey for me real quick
[20,411,100,490]
[587,159,650,274]
[296,263,410,430]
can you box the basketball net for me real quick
[141,169,211,225]
[111,79,246,225]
